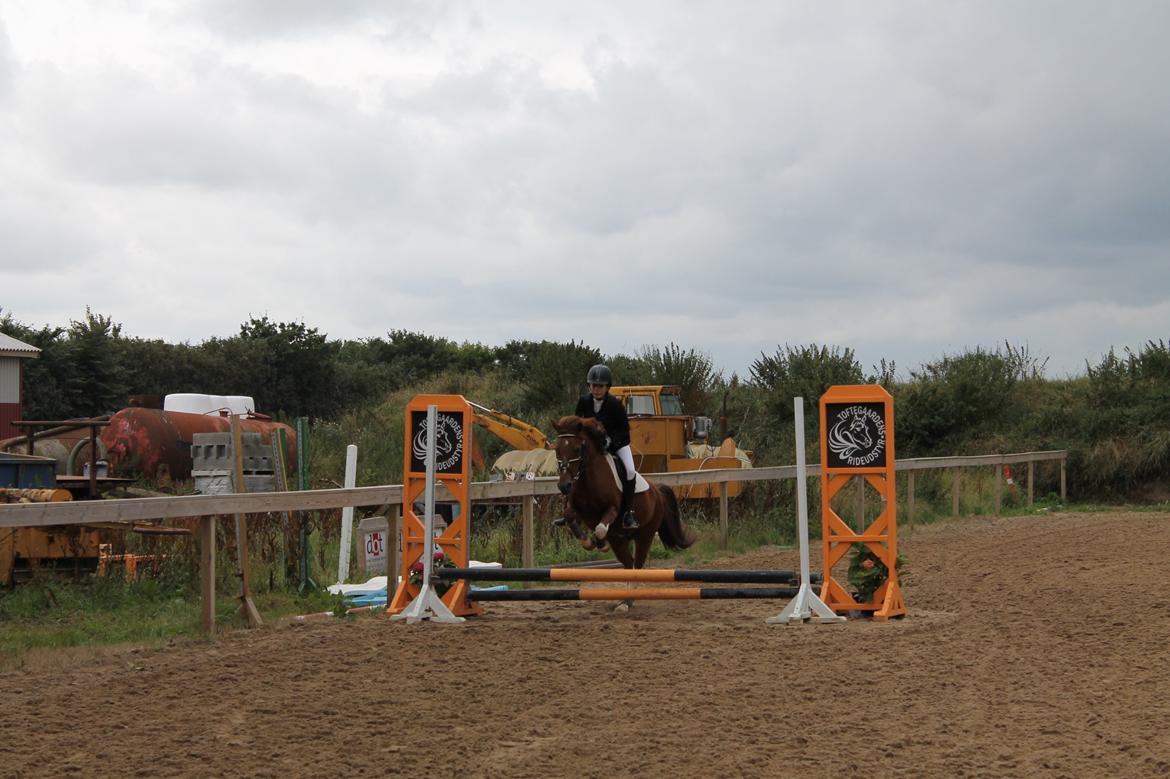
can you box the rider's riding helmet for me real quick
[586,364,613,387]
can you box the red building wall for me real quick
[0,358,25,442]
[0,403,23,442]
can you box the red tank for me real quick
[100,408,297,481]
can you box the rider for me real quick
[574,364,639,530]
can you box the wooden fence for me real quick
[0,450,1066,634]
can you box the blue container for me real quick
[0,452,57,489]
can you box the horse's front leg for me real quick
[560,504,609,552]
[592,504,620,541]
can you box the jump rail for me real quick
[436,567,821,584]
[467,587,800,601]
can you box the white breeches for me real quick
[615,445,636,480]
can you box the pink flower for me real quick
[861,559,875,570]
[433,550,446,562]
[410,561,424,573]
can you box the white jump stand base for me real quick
[766,583,846,625]
[388,584,465,625]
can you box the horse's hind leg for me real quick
[633,529,654,570]
[611,527,661,612]
[611,536,634,568]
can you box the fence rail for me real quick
[0,450,1067,529]
[0,449,1066,637]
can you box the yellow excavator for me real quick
[467,402,556,477]
[469,387,750,499]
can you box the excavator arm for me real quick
[468,402,551,450]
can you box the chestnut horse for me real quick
[552,416,694,571]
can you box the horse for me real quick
[551,415,694,579]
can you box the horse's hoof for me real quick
[613,602,630,613]
[594,523,608,540]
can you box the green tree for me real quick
[1081,340,1170,449]
[897,347,1020,453]
[496,339,602,412]
[749,344,865,420]
[602,354,651,388]
[634,342,720,413]
[60,309,130,416]
[233,317,338,418]
[364,330,495,390]
[120,339,226,400]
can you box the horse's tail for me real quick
[655,485,695,551]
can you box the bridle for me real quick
[555,432,586,483]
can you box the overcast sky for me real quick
[2,2,1168,380]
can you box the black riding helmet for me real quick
[586,364,613,387]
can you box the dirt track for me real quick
[3,510,1170,778]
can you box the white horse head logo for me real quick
[413,417,458,466]
[828,411,874,460]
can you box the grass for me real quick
[0,574,337,671]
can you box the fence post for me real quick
[907,470,915,532]
[295,417,317,594]
[719,482,729,549]
[390,504,401,593]
[952,469,960,518]
[1060,456,1067,503]
[230,414,263,628]
[522,496,534,568]
[200,516,216,636]
[1027,460,1035,507]
[994,461,1002,515]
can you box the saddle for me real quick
[605,455,650,493]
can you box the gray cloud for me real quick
[187,0,462,40]
[0,18,11,100]
[1,2,1168,380]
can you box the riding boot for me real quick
[620,478,638,529]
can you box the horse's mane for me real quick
[552,415,608,452]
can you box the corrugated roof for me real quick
[0,332,41,358]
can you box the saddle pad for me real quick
[605,456,650,493]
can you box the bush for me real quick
[897,346,1020,454]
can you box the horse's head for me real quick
[828,412,873,459]
[551,416,606,495]
[434,423,454,457]
[848,414,872,448]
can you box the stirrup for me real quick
[621,511,639,530]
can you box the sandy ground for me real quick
[3,510,1170,778]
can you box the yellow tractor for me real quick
[470,387,750,499]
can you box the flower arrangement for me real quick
[409,550,457,595]
[846,542,906,603]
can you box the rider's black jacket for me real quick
[574,393,631,454]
